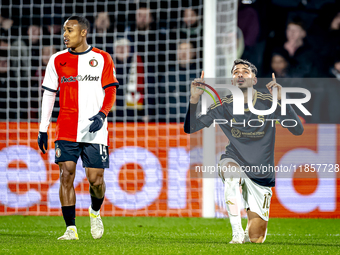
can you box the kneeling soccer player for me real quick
[37,16,119,240]
[184,59,304,243]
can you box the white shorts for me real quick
[218,158,273,221]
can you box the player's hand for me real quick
[89,112,106,133]
[38,132,48,154]
[190,71,205,104]
[266,73,282,101]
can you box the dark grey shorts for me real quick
[54,140,109,169]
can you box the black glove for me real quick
[89,112,106,133]
[38,132,48,154]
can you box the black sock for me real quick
[61,205,76,227]
[91,196,104,212]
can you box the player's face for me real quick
[231,64,256,89]
[63,20,85,48]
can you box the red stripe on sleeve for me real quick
[100,86,116,116]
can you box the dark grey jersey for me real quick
[184,90,304,187]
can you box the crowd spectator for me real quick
[307,54,340,123]
[125,4,166,121]
[326,54,340,123]
[237,1,263,74]
[329,54,340,81]
[238,1,260,48]
[0,14,13,31]
[0,38,8,50]
[29,45,58,120]
[0,49,28,120]
[268,48,292,78]
[308,3,340,76]
[32,45,57,84]
[280,17,317,77]
[180,7,202,39]
[27,24,43,81]
[0,50,11,119]
[113,38,145,122]
[11,24,43,79]
[42,17,63,47]
[89,12,114,54]
[159,41,201,123]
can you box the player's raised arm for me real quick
[266,73,282,100]
[184,71,219,134]
[267,73,304,136]
[190,71,205,104]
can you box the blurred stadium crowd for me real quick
[0,0,339,123]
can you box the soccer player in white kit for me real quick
[184,60,304,244]
[37,16,119,240]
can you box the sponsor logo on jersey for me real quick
[60,75,100,83]
[60,62,67,66]
[89,59,98,67]
[231,128,242,138]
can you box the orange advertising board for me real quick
[0,122,339,218]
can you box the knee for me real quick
[60,168,75,187]
[88,173,104,187]
[223,164,242,180]
[250,236,265,243]
[249,227,267,244]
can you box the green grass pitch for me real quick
[0,216,339,254]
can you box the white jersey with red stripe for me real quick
[42,46,119,146]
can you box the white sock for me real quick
[244,224,250,241]
[224,177,243,235]
[90,207,100,216]
[262,228,267,243]
[245,224,248,234]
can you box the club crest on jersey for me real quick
[89,59,98,67]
